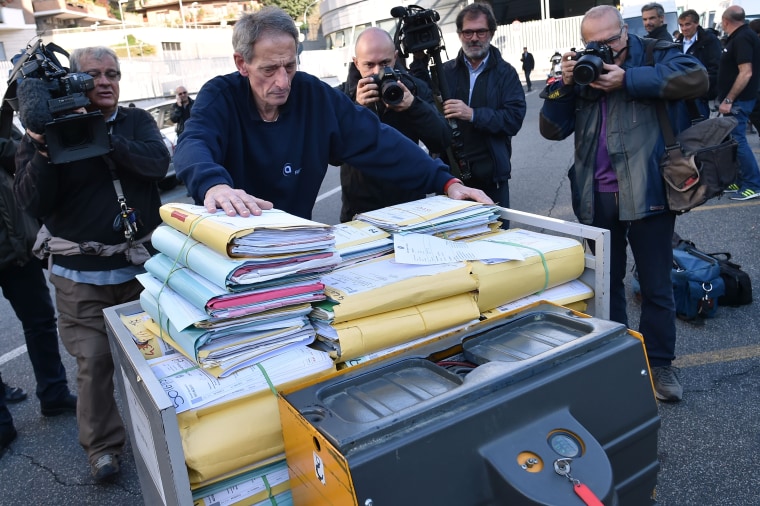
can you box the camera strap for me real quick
[102,153,139,245]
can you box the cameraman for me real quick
[14,46,170,480]
[336,27,450,222]
[539,5,708,402]
[441,2,526,211]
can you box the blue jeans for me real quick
[0,259,70,404]
[592,192,677,367]
[729,100,760,192]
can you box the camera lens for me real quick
[573,55,604,85]
[381,81,404,106]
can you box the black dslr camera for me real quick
[571,42,614,85]
[371,66,405,106]
[391,4,443,57]
[7,39,111,164]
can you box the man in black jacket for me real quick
[170,85,194,139]
[0,131,76,457]
[675,9,722,118]
[520,47,535,92]
[14,46,170,480]
[337,27,451,222]
[642,2,673,41]
[442,2,526,212]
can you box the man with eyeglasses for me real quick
[170,85,194,138]
[539,5,708,402]
[440,2,526,219]
[14,46,170,481]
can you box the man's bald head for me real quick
[353,27,398,78]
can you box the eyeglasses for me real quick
[582,26,626,46]
[85,70,122,82]
[459,28,491,39]
[177,91,188,95]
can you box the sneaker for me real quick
[724,183,740,193]
[651,366,683,402]
[729,188,760,201]
[91,453,120,482]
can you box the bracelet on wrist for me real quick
[443,178,463,195]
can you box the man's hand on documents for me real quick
[204,184,274,217]
[445,182,494,205]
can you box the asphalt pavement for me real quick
[1,88,759,505]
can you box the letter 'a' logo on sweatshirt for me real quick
[282,163,302,176]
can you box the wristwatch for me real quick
[723,98,733,104]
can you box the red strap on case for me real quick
[574,482,604,506]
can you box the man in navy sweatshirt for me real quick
[174,7,491,220]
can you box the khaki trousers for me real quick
[50,274,142,464]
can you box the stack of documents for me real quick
[310,254,481,361]
[139,205,342,378]
[159,203,335,258]
[465,228,586,312]
[354,195,501,238]
[481,279,594,318]
[332,220,393,267]
[191,458,292,506]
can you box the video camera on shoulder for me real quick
[391,5,443,57]
[6,39,111,164]
[571,42,614,85]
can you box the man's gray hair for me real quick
[583,5,625,30]
[233,6,299,63]
[69,46,120,72]
[641,2,665,17]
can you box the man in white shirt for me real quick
[674,9,722,118]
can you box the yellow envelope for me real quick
[159,203,330,258]
[323,254,478,324]
[467,229,586,312]
[178,370,334,487]
[325,292,480,362]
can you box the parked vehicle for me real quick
[145,100,181,191]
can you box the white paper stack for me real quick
[139,205,341,378]
[354,195,501,238]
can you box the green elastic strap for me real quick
[486,240,550,294]
[155,214,213,342]
[261,474,276,504]
[256,362,278,396]
[254,358,278,505]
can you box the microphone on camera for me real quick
[390,6,407,18]
[17,78,54,135]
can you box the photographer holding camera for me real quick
[441,3,526,211]
[14,46,170,481]
[539,5,708,402]
[336,27,451,222]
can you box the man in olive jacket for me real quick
[539,5,708,402]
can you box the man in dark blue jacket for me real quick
[336,27,450,222]
[539,5,708,402]
[174,7,491,221]
[441,2,526,212]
